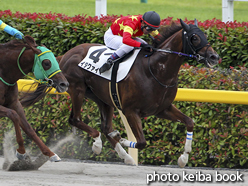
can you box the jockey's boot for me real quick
[99,53,119,73]
[99,58,114,73]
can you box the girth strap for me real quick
[108,50,136,110]
[109,60,122,110]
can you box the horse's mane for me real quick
[0,39,22,46]
[153,21,182,48]
[0,38,34,50]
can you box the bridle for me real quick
[17,46,61,86]
[146,26,211,87]
[181,26,211,65]
[0,46,61,86]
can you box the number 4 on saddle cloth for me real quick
[78,46,141,110]
[78,46,141,82]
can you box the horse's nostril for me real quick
[210,54,219,61]
[210,55,215,60]
[60,82,69,88]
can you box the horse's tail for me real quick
[20,83,53,107]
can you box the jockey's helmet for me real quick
[142,11,160,30]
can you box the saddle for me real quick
[78,46,140,82]
[78,46,141,110]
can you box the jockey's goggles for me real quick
[145,25,155,32]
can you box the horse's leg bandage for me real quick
[92,133,102,154]
[185,131,193,153]
[119,138,137,148]
[178,131,193,168]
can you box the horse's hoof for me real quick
[50,154,61,162]
[177,152,189,168]
[124,154,136,166]
[16,151,27,160]
[92,133,102,154]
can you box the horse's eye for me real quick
[192,35,197,41]
[42,60,51,70]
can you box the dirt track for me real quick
[0,156,248,186]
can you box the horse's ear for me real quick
[24,36,37,46]
[180,19,190,32]
[194,18,198,27]
[24,36,40,54]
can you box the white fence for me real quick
[96,0,247,22]
[95,0,107,17]
[222,0,248,22]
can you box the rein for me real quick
[0,47,28,86]
[148,48,207,63]
[145,47,199,88]
[152,48,197,58]
[145,28,210,87]
[0,77,16,86]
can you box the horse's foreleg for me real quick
[69,87,102,154]
[0,105,26,159]
[11,101,60,162]
[157,104,194,168]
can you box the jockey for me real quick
[99,11,161,73]
[0,20,24,39]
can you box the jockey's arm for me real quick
[0,20,23,39]
[0,20,7,31]
[122,26,141,47]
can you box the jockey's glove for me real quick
[140,43,153,52]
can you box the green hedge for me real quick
[1,12,248,168]
[1,12,248,68]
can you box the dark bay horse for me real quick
[24,20,219,167]
[0,36,69,162]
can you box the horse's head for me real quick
[24,36,69,93]
[180,19,219,68]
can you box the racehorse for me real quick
[0,36,69,162]
[23,19,219,167]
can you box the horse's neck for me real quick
[160,29,184,56]
[150,29,184,79]
[0,46,34,83]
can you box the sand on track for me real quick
[0,156,248,186]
